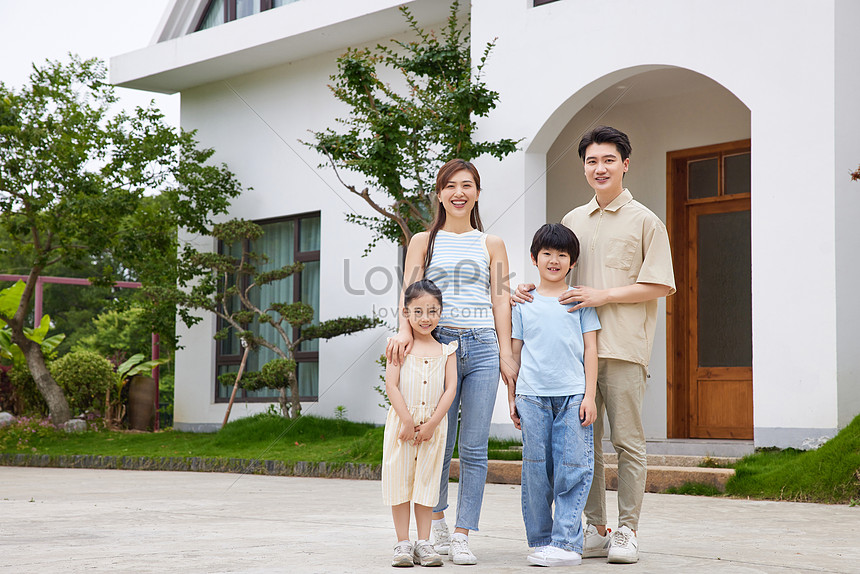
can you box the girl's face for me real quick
[437,169,480,218]
[404,293,442,336]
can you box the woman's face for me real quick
[437,169,480,218]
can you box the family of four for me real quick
[381,126,676,568]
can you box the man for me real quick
[514,126,675,564]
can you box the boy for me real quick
[508,223,601,567]
[514,126,675,564]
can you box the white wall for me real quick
[174,41,407,430]
[472,0,842,447]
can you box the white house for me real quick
[112,0,860,454]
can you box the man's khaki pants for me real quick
[584,358,647,531]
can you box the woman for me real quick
[386,158,515,565]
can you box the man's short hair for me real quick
[530,223,581,264]
[578,126,632,162]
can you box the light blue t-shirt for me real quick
[512,289,601,397]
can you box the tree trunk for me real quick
[16,336,70,425]
[288,370,301,419]
[222,344,250,429]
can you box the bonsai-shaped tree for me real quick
[305,0,520,254]
[176,219,381,423]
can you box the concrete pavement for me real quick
[1,467,857,573]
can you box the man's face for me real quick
[583,142,629,194]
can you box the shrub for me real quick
[8,364,48,416]
[0,415,61,450]
[50,351,114,415]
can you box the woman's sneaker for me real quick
[582,524,612,558]
[607,526,639,564]
[431,522,451,555]
[448,534,477,565]
[413,540,443,567]
[527,545,583,567]
[392,541,414,567]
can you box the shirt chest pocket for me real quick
[605,238,639,270]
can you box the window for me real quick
[197,0,299,31]
[215,212,321,402]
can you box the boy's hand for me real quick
[580,396,597,427]
[508,387,521,430]
[398,418,417,442]
[511,283,536,306]
[414,421,435,444]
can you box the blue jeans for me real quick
[433,326,500,532]
[517,394,594,553]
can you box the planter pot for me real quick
[127,375,156,431]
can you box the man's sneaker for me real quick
[607,525,639,564]
[582,524,612,558]
[527,545,582,567]
[413,540,443,567]
[431,522,451,555]
[448,535,478,565]
[392,541,414,567]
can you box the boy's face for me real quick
[583,142,629,194]
[531,248,575,283]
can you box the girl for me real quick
[386,159,515,565]
[383,279,458,568]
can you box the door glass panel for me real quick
[724,153,751,196]
[688,158,718,199]
[697,210,752,367]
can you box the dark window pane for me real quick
[298,361,318,397]
[688,158,718,199]
[697,210,752,367]
[236,0,260,19]
[199,0,225,29]
[300,260,320,352]
[724,153,751,196]
[300,215,321,252]
[216,364,238,399]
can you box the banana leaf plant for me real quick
[105,353,170,428]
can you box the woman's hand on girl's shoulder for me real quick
[386,332,413,366]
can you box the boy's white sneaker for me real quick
[582,524,612,558]
[607,525,639,564]
[448,535,477,565]
[413,540,443,567]
[527,545,583,567]
[392,541,414,567]
[431,522,451,555]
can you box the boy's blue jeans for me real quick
[433,326,500,532]
[517,394,594,553]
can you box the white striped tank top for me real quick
[424,229,494,329]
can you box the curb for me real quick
[0,453,381,480]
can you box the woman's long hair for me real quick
[423,159,483,273]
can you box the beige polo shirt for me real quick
[561,189,676,367]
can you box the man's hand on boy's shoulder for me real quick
[561,285,608,312]
[511,283,536,306]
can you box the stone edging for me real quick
[0,453,381,480]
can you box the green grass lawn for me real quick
[725,414,860,504]
[0,413,385,465]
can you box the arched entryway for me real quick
[530,66,752,441]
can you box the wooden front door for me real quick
[667,140,753,439]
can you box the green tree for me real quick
[0,55,244,425]
[161,219,381,422]
[305,0,520,253]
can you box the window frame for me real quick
[214,210,322,403]
[196,0,279,31]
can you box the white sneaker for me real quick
[413,540,443,567]
[431,522,451,555]
[527,545,582,567]
[582,524,612,558]
[392,541,414,567]
[607,525,639,564]
[449,535,477,565]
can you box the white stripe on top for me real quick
[424,229,494,329]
